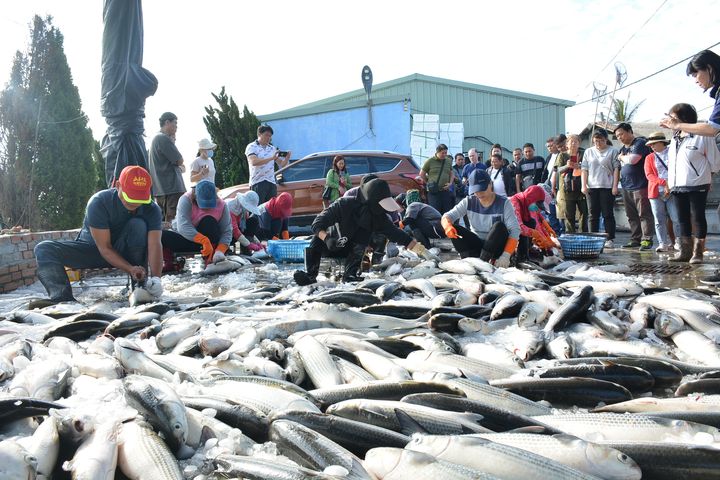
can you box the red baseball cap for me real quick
[118,166,153,204]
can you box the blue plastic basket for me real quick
[266,239,311,263]
[558,234,606,259]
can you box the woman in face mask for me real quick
[190,138,217,184]
[510,185,557,263]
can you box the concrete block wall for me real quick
[0,229,79,293]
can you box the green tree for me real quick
[0,15,95,230]
[203,87,259,188]
[91,138,106,191]
[610,93,645,123]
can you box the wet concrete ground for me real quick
[587,232,720,290]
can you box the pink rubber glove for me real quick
[247,243,263,252]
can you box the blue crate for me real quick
[558,234,606,259]
[266,239,311,263]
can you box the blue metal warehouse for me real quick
[260,73,574,162]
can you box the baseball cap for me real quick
[118,166,153,204]
[195,180,217,209]
[361,179,403,212]
[468,169,491,194]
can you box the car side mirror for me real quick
[276,173,284,184]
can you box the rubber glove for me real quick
[247,243,263,252]
[441,217,458,239]
[193,233,213,258]
[531,229,544,244]
[212,250,226,263]
[494,252,511,268]
[281,230,290,240]
[144,276,163,298]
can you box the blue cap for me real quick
[195,180,217,209]
[468,169,491,194]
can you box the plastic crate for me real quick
[266,239,311,263]
[558,234,606,259]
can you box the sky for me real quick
[1,0,719,184]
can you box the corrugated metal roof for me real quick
[263,73,573,117]
[260,73,574,158]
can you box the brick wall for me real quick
[0,229,79,293]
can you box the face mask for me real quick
[528,203,539,212]
[207,150,214,158]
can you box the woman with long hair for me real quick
[666,103,720,264]
[661,49,720,137]
[324,155,352,207]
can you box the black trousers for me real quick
[258,210,289,240]
[586,188,616,240]
[404,216,444,249]
[251,180,277,205]
[449,222,509,260]
[304,234,365,279]
[673,190,708,238]
[427,190,454,215]
[517,218,537,262]
[161,216,222,254]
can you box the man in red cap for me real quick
[33,165,164,306]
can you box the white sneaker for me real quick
[655,244,671,253]
[604,239,614,248]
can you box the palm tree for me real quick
[610,93,645,123]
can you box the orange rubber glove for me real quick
[193,233,214,258]
[541,219,557,238]
[281,230,290,240]
[398,221,405,229]
[441,217,458,239]
[216,243,228,254]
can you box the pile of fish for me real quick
[1,250,720,479]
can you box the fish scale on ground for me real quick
[2,255,720,478]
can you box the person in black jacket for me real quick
[293,179,435,285]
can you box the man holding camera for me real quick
[245,125,292,204]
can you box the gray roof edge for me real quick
[259,94,410,121]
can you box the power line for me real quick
[408,41,720,119]
[39,113,87,124]
[578,0,669,96]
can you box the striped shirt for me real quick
[445,194,520,241]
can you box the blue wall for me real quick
[264,101,411,159]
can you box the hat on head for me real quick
[237,191,260,215]
[118,165,153,204]
[275,192,293,218]
[195,180,217,209]
[198,138,217,150]
[362,179,403,212]
[645,131,670,146]
[468,169,491,194]
[405,189,421,206]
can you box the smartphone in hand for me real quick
[277,151,289,157]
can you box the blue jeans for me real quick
[649,190,678,246]
[34,217,149,301]
[547,202,564,235]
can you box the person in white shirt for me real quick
[486,153,515,197]
[666,103,720,264]
[245,125,292,203]
[190,138,217,184]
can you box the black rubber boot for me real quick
[294,247,321,286]
[36,262,77,304]
[342,244,365,282]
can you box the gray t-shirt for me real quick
[148,132,185,196]
[78,189,162,244]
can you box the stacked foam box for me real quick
[438,122,465,156]
[411,114,441,163]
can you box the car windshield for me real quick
[280,157,328,182]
